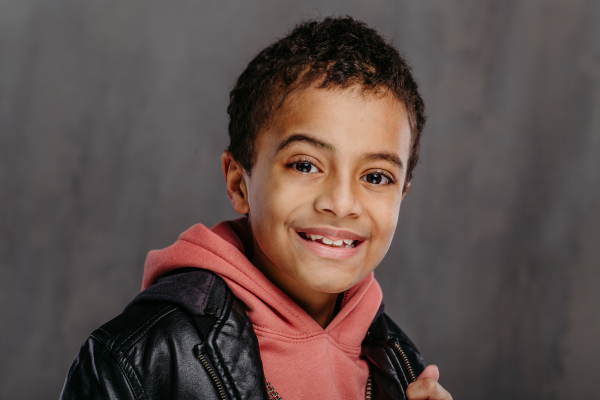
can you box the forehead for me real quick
[257,86,411,162]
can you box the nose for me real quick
[313,173,363,219]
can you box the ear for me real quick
[221,151,250,215]
[401,181,411,200]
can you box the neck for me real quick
[288,289,339,329]
[251,241,339,328]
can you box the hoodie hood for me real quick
[142,218,383,400]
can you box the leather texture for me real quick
[60,269,425,399]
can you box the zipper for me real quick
[194,344,228,400]
[392,341,416,383]
[265,379,283,400]
[365,371,373,400]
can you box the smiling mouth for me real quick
[297,232,358,248]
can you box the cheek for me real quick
[247,170,305,235]
[368,195,401,254]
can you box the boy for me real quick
[61,17,452,400]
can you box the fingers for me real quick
[417,365,439,381]
[406,365,452,400]
[406,378,452,400]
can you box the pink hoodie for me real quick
[142,218,383,400]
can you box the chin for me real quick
[298,267,366,294]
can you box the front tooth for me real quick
[322,237,333,245]
[309,234,317,241]
[314,234,323,240]
[343,239,353,245]
[333,239,344,247]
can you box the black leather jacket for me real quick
[60,269,425,399]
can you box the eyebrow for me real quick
[363,152,404,171]
[275,133,336,154]
[275,133,403,170]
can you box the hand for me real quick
[406,365,452,400]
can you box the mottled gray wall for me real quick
[1,0,599,399]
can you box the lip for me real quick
[293,228,366,260]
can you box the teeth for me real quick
[303,232,356,248]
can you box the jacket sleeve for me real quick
[60,337,141,400]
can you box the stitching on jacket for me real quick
[119,305,180,352]
[90,337,147,400]
[209,292,244,400]
[95,304,178,353]
[201,272,215,314]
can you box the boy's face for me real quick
[226,86,412,300]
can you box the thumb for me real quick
[417,365,439,382]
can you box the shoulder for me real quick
[92,301,185,348]
[96,268,230,346]
[91,268,231,356]
[61,269,237,400]
[90,301,200,361]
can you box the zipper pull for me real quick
[193,343,206,357]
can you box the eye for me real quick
[293,161,320,174]
[361,172,393,185]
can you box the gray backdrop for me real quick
[1,0,599,399]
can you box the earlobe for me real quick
[221,151,250,215]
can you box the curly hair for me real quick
[227,16,426,191]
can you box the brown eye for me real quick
[294,162,319,173]
[362,172,391,185]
